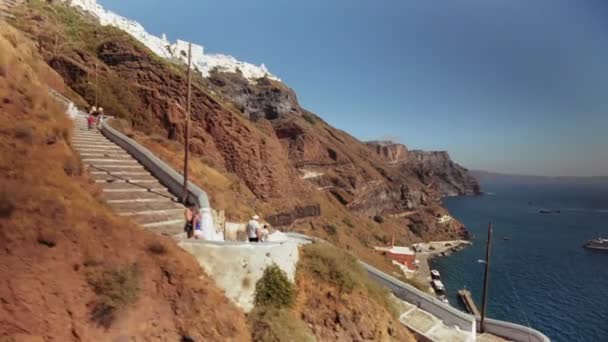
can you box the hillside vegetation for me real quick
[0,21,249,341]
[249,244,415,341]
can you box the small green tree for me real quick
[254,264,295,308]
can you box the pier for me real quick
[458,288,481,317]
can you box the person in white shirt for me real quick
[260,224,270,242]
[246,215,261,242]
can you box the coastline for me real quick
[412,240,472,292]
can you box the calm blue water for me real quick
[431,182,608,342]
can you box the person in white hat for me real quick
[246,215,261,242]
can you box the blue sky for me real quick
[100,0,608,176]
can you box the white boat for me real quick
[430,269,441,279]
[584,236,608,251]
[432,279,445,292]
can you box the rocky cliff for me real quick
[408,150,481,196]
[366,141,481,197]
[366,140,409,164]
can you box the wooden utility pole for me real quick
[94,60,98,107]
[94,29,98,107]
[480,222,493,333]
[182,43,192,204]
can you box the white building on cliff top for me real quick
[66,0,278,81]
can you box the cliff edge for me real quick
[366,141,481,197]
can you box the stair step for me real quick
[107,198,176,204]
[110,200,183,212]
[95,179,157,184]
[102,187,166,193]
[75,146,123,152]
[103,190,175,201]
[90,171,149,176]
[72,132,105,137]
[128,211,185,225]
[74,144,121,149]
[143,219,185,228]
[82,158,138,163]
[86,164,144,169]
[118,208,184,217]
[100,180,162,188]
[80,155,132,160]
[145,223,186,236]
[74,147,123,152]
[73,139,113,144]
[90,173,156,182]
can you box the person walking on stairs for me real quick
[184,204,197,239]
[247,215,261,243]
[193,210,203,239]
[96,107,104,129]
[87,106,97,130]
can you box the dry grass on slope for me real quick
[245,244,415,341]
[295,243,416,342]
[0,22,249,341]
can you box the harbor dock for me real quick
[458,288,481,317]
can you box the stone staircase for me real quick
[72,114,186,235]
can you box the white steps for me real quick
[72,114,185,236]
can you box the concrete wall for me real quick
[178,240,300,312]
[224,222,246,241]
[477,317,550,342]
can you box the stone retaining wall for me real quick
[178,240,300,312]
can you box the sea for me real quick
[431,182,608,342]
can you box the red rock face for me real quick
[366,141,409,164]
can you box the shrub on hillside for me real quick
[0,190,15,219]
[63,155,82,176]
[342,218,355,228]
[324,224,338,235]
[299,243,396,315]
[302,112,316,125]
[300,243,360,292]
[249,307,315,342]
[147,241,167,255]
[87,264,139,327]
[373,215,384,223]
[254,264,295,309]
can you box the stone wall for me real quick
[265,204,321,227]
[178,240,300,312]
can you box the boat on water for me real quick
[583,236,608,251]
[432,279,445,292]
[430,270,450,303]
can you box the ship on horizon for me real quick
[583,236,608,251]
